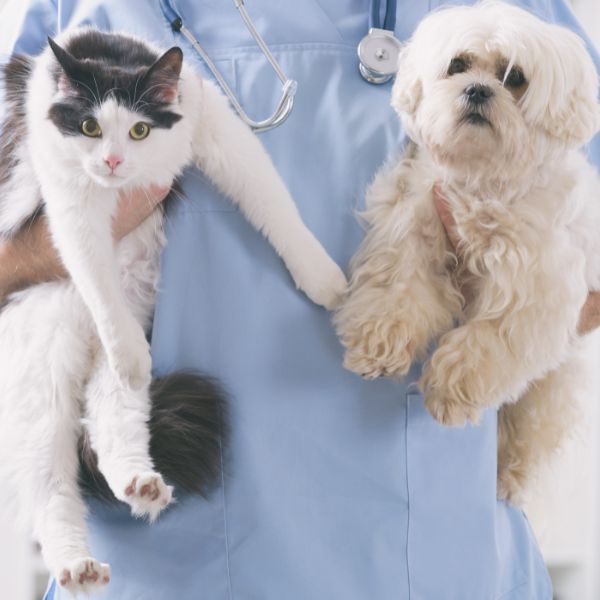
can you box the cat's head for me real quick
[46,33,188,189]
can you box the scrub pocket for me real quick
[404,386,551,599]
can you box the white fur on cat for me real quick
[0,28,346,594]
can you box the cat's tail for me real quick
[79,372,228,503]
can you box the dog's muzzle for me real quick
[464,83,494,106]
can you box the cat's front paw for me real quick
[301,259,347,310]
[288,240,347,310]
[341,318,415,380]
[59,557,111,594]
[124,472,173,522]
[107,318,152,391]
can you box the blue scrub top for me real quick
[1,1,599,599]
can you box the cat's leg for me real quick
[193,81,347,310]
[84,352,172,521]
[0,287,110,593]
[34,178,151,390]
[497,348,588,505]
[422,238,587,426]
[335,170,462,379]
[32,408,111,594]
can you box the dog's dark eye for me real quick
[447,57,470,76]
[504,67,526,88]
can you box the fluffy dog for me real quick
[335,1,600,504]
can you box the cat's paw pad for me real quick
[124,472,173,522]
[59,557,110,593]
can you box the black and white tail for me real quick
[79,372,228,502]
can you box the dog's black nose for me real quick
[464,84,494,104]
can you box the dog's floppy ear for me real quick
[533,26,600,147]
[391,42,423,142]
[391,42,422,118]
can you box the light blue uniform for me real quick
[1,1,599,598]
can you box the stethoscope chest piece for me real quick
[358,27,401,84]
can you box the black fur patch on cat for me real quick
[79,372,229,502]
[47,30,183,137]
[0,55,33,188]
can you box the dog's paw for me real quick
[420,334,484,426]
[341,319,415,380]
[496,465,528,506]
[423,386,481,427]
[124,472,173,522]
[59,557,110,594]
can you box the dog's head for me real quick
[392,1,600,174]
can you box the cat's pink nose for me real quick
[104,155,123,172]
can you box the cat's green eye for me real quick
[81,118,102,138]
[129,122,151,140]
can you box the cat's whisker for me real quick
[91,74,102,106]
[133,82,172,107]
[102,86,123,103]
[132,76,142,107]
[70,78,101,106]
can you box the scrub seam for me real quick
[404,393,412,600]
[311,1,346,43]
[189,42,357,60]
[219,435,234,600]
[494,580,529,600]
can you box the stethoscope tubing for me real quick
[370,0,397,32]
[159,0,399,129]
[159,0,297,133]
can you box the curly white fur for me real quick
[335,1,600,504]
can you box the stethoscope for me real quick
[160,0,297,133]
[357,0,402,85]
[159,0,400,132]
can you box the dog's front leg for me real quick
[422,237,587,426]
[335,171,462,379]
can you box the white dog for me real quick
[335,1,600,504]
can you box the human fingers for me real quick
[113,185,171,240]
[432,184,461,252]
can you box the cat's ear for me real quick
[142,47,183,104]
[47,37,88,95]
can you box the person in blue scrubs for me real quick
[1,1,599,599]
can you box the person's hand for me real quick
[432,184,462,254]
[0,184,172,304]
[432,184,600,335]
[112,185,171,241]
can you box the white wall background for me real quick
[0,1,598,599]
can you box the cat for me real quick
[0,28,346,594]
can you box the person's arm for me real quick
[432,186,600,335]
[0,185,169,301]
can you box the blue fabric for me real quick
[2,0,598,598]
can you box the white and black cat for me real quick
[0,29,346,594]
